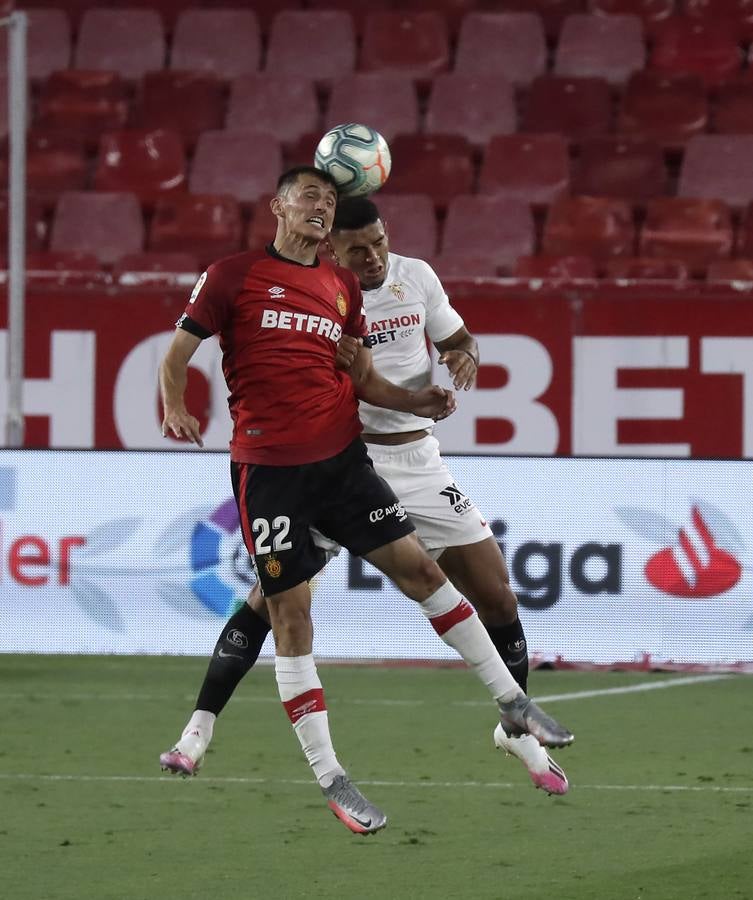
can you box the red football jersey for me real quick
[180,247,367,465]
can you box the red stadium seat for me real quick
[18,1,98,31]
[113,251,200,288]
[170,9,261,80]
[372,194,438,259]
[382,135,474,210]
[402,0,480,38]
[514,255,598,279]
[706,259,753,282]
[265,11,356,85]
[74,9,165,81]
[227,75,319,148]
[589,0,674,38]
[572,137,667,200]
[735,202,753,257]
[713,83,753,133]
[0,9,71,82]
[650,18,743,86]
[521,76,612,139]
[496,1,586,41]
[360,12,450,78]
[93,128,187,207]
[426,256,501,279]
[23,251,110,288]
[305,0,391,36]
[424,74,516,148]
[51,191,144,264]
[284,133,320,169]
[602,256,690,280]
[324,75,419,144]
[684,0,753,40]
[131,71,224,149]
[0,74,6,141]
[542,196,635,260]
[454,13,547,84]
[639,198,733,274]
[241,0,304,37]
[441,196,535,273]
[189,131,282,206]
[617,72,708,146]
[555,14,645,85]
[0,193,48,252]
[246,194,277,253]
[479,134,569,206]
[3,131,88,207]
[678,135,753,208]
[36,70,130,148]
[149,194,242,268]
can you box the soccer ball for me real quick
[314,123,391,197]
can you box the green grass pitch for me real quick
[1,655,751,900]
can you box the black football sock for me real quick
[485,617,529,694]
[194,604,271,715]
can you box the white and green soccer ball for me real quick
[314,123,392,197]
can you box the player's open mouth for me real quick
[307,216,325,227]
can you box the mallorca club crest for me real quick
[615,500,744,598]
[336,291,347,316]
[265,555,282,578]
[388,282,406,302]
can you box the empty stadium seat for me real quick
[266,11,356,85]
[324,75,419,144]
[679,135,753,207]
[497,1,586,40]
[589,0,674,38]
[618,72,708,145]
[0,193,48,252]
[521,76,612,139]
[572,137,667,200]
[284,132,320,169]
[514,255,598,279]
[602,257,690,280]
[306,0,391,35]
[132,71,224,148]
[454,13,546,85]
[735,202,753,257]
[424,74,516,148]
[149,194,242,267]
[360,12,450,78]
[18,1,99,31]
[542,196,635,260]
[170,9,261,80]
[479,134,569,205]
[713,83,753,133]
[650,18,743,86]
[555,14,645,84]
[36,70,130,148]
[23,251,110,288]
[2,131,88,206]
[383,135,474,209]
[403,0,480,38]
[246,194,277,253]
[51,191,144,264]
[441,196,534,273]
[93,128,187,207]
[0,9,71,82]
[427,256,501,279]
[74,9,165,80]
[189,131,282,205]
[113,251,200,288]
[706,259,753,282]
[371,194,438,259]
[683,0,753,40]
[227,75,319,148]
[639,198,733,274]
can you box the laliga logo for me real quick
[616,501,743,598]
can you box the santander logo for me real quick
[616,501,743,599]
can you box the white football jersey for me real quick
[359,253,463,434]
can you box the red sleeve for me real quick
[338,267,367,339]
[182,261,234,336]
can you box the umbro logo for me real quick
[268,285,285,297]
[439,483,466,506]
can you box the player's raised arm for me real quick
[348,343,456,421]
[436,326,479,392]
[159,328,204,446]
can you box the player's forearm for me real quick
[447,334,479,366]
[159,355,189,416]
[354,368,417,412]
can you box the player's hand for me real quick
[335,335,361,370]
[438,349,477,391]
[409,385,456,421]
[162,407,204,447]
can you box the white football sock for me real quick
[275,654,345,788]
[420,581,522,703]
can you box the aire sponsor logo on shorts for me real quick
[369,502,408,524]
[260,308,343,342]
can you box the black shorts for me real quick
[231,438,415,594]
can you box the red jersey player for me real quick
[158,167,572,835]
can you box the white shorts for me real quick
[333,434,491,559]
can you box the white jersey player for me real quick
[160,198,571,800]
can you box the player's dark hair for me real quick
[276,165,338,195]
[332,197,381,232]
